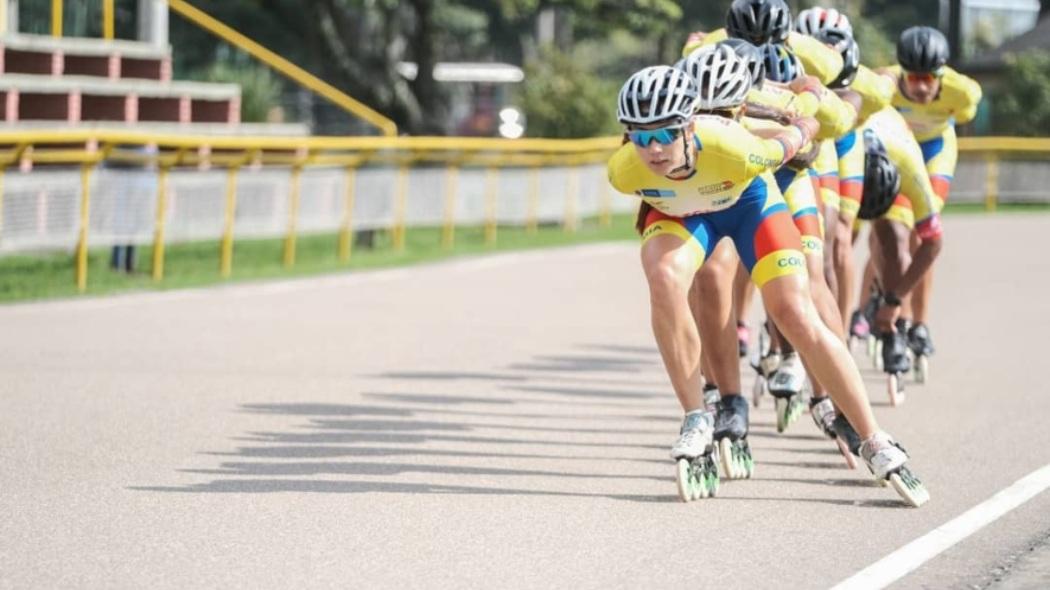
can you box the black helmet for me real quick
[897,26,949,73]
[859,131,901,221]
[761,42,803,83]
[726,0,792,45]
[717,38,766,88]
[814,29,859,89]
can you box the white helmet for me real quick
[796,7,852,37]
[617,65,698,125]
[679,45,753,111]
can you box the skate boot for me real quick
[713,394,754,480]
[908,323,934,384]
[809,397,838,440]
[750,348,780,408]
[881,325,911,406]
[769,352,806,433]
[859,432,930,507]
[829,412,860,470]
[737,322,750,358]
[702,384,721,414]
[671,410,719,502]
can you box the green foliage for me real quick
[990,51,1050,137]
[519,48,621,138]
[196,61,282,123]
[853,17,897,68]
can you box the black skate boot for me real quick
[713,394,753,480]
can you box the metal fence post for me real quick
[220,165,239,278]
[51,0,62,37]
[985,153,999,212]
[526,165,539,235]
[441,164,459,250]
[484,166,499,246]
[563,162,579,234]
[151,165,170,281]
[103,0,114,39]
[392,164,408,251]
[338,164,357,262]
[283,163,303,268]
[75,162,96,292]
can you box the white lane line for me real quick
[832,463,1050,590]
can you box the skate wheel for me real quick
[751,376,765,408]
[676,459,692,502]
[887,373,906,407]
[889,468,930,508]
[835,437,858,470]
[914,355,929,384]
[775,397,788,433]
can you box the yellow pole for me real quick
[283,164,303,268]
[338,165,357,262]
[151,166,170,281]
[52,0,63,37]
[392,165,408,251]
[220,166,239,278]
[0,169,5,245]
[166,0,397,136]
[75,163,95,292]
[985,154,999,212]
[484,166,499,246]
[441,165,459,250]
[103,0,115,40]
[526,166,539,235]
[564,164,579,233]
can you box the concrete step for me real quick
[0,33,171,81]
[0,73,239,124]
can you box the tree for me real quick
[519,47,621,138]
[990,50,1050,136]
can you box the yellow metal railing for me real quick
[0,130,620,292]
[4,131,1045,294]
[166,0,398,137]
[41,0,397,135]
[958,136,1050,212]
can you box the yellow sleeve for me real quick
[697,116,789,176]
[940,67,983,124]
[607,144,640,195]
[851,65,894,124]
[747,84,802,113]
[788,32,844,86]
[682,27,727,56]
[811,87,857,140]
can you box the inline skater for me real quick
[609,64,928,506]
[881,26,982,378]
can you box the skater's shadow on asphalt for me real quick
[717,496,906,509]
[132,344,683,502]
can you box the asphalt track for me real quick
[2,214,1049,589]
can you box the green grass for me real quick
[0,215,638,303]
[3,203,1046,304]
[942,202,1050,214]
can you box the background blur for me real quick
[9,0,1049,137]
[1,0,1048,301]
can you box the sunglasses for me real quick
[905,71,941,84]
[627,124,687,147]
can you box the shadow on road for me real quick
[130,341,888,505]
